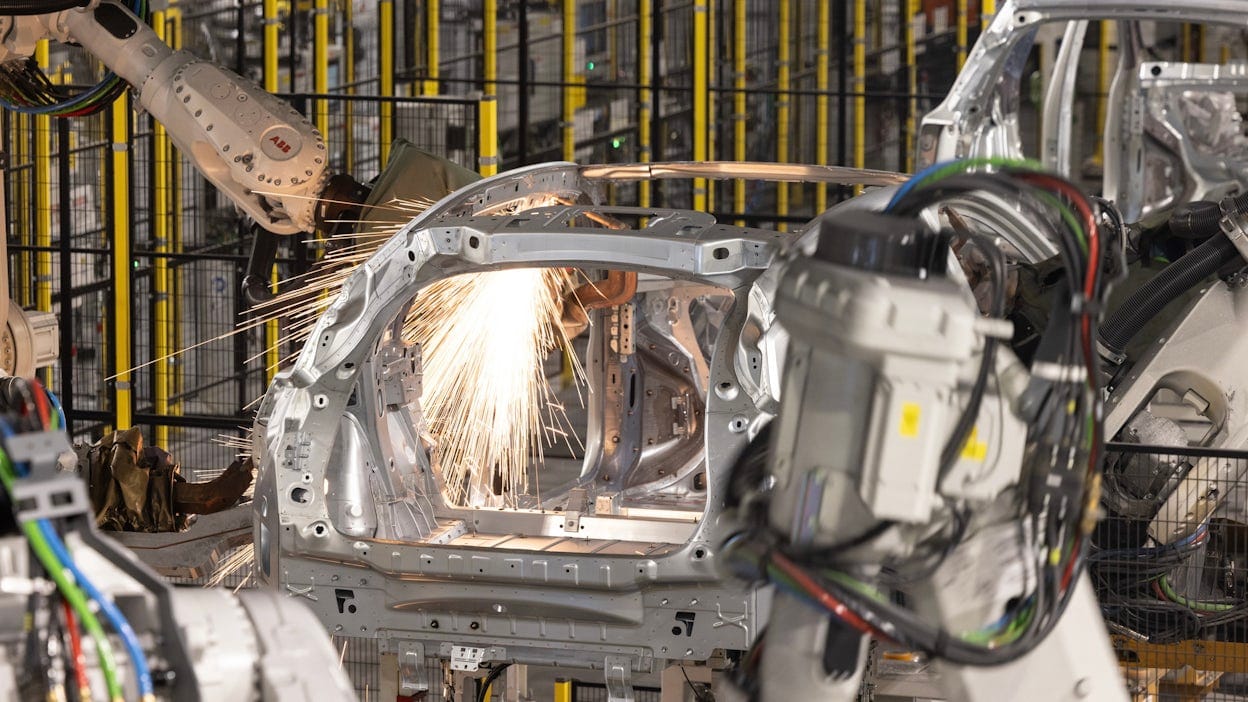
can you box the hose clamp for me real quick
[1218,196,1248,263]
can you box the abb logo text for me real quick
[269,135,293,154]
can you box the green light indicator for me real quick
[586,61,595,71]
[611,138,622,149]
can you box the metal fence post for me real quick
[110,96,133,430]
[692,0,708,210]
[479,96,498,177]
[380,0,395,167]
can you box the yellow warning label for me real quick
[899,402,921,438]
[961,427,989,461]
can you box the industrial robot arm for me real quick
[7,0,332,234]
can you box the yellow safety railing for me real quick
[982,0,996,27]
[562,0,577,162]
[425,0,440,95]
[313,0,329,138]
[554,678,572,702]
[169,1,185,413]
[153,10,172,445]
[34,41,51,336]
[111,96,133,429]
[480,96,499,177]
[956,0,969,69]
[733,0,747,223]
[693,0,709,210]
[484,0,497,97]
[264,0,281,381]
[1095,21,1112,165]
[639,0,653,208]
[380,0,395,166]
[706,0,716,212]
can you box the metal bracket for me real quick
[447,644,485,672]
[604,655,635,702]
[396,641,428,696]
[8,430,85,522]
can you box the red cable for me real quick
[61,598,92,698]
[769,550,892,641]
[28,378,51,430]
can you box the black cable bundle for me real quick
[721,160,1112,670]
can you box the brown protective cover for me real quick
[77,428,253,532]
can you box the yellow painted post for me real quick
[853,0,866,195]
[554,679,572,702]
[111,96,133,429]
[1095,21,1111,165]
[562,0,577,161]
[153,11,172,445]
[981,0,995,27]
[706,0,716,212]
[262,0,280,91]
[424,0,440,95]
[380,0,395,166]
[776,0,790,229]
[815,0,829,213]
[264,0,282,381]
[168,0,184,413]
[34,41,51,324]
[904,0,918,173]
[733,0,747,223]
[484,0,497,97]
[639,0,653,208]
[314,0,329,138]
[956,0,968,69]
[692,0,708,211]
[479,96,499,176]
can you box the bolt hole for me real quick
[347,604,357,614]
[694,548,706,559]
[1151,65,1163,77]
[290,487,311,504]
[468,236,480,249]
[407,250,416,261]
[712,247,730,260]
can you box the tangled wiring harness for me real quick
[0,376,155,702]
[0,0,148,117]
[723,158,1117,678]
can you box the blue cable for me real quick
[43,387,67,431]
[884,160,961,212]
[38,520,155,698]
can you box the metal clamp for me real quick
[604,655,635,702]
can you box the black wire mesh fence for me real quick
[1097,442,1248,700]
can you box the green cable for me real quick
[823,570,888,603]
[907,156,1089,254]
[0,451,125,700]
[1158,575,1237,613]
[1030,189,1087,253]
[923,156,1047,187]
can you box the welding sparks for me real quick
[227,195,583,508]
[407,267,580,505]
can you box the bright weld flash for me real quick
[407,267,579,507]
